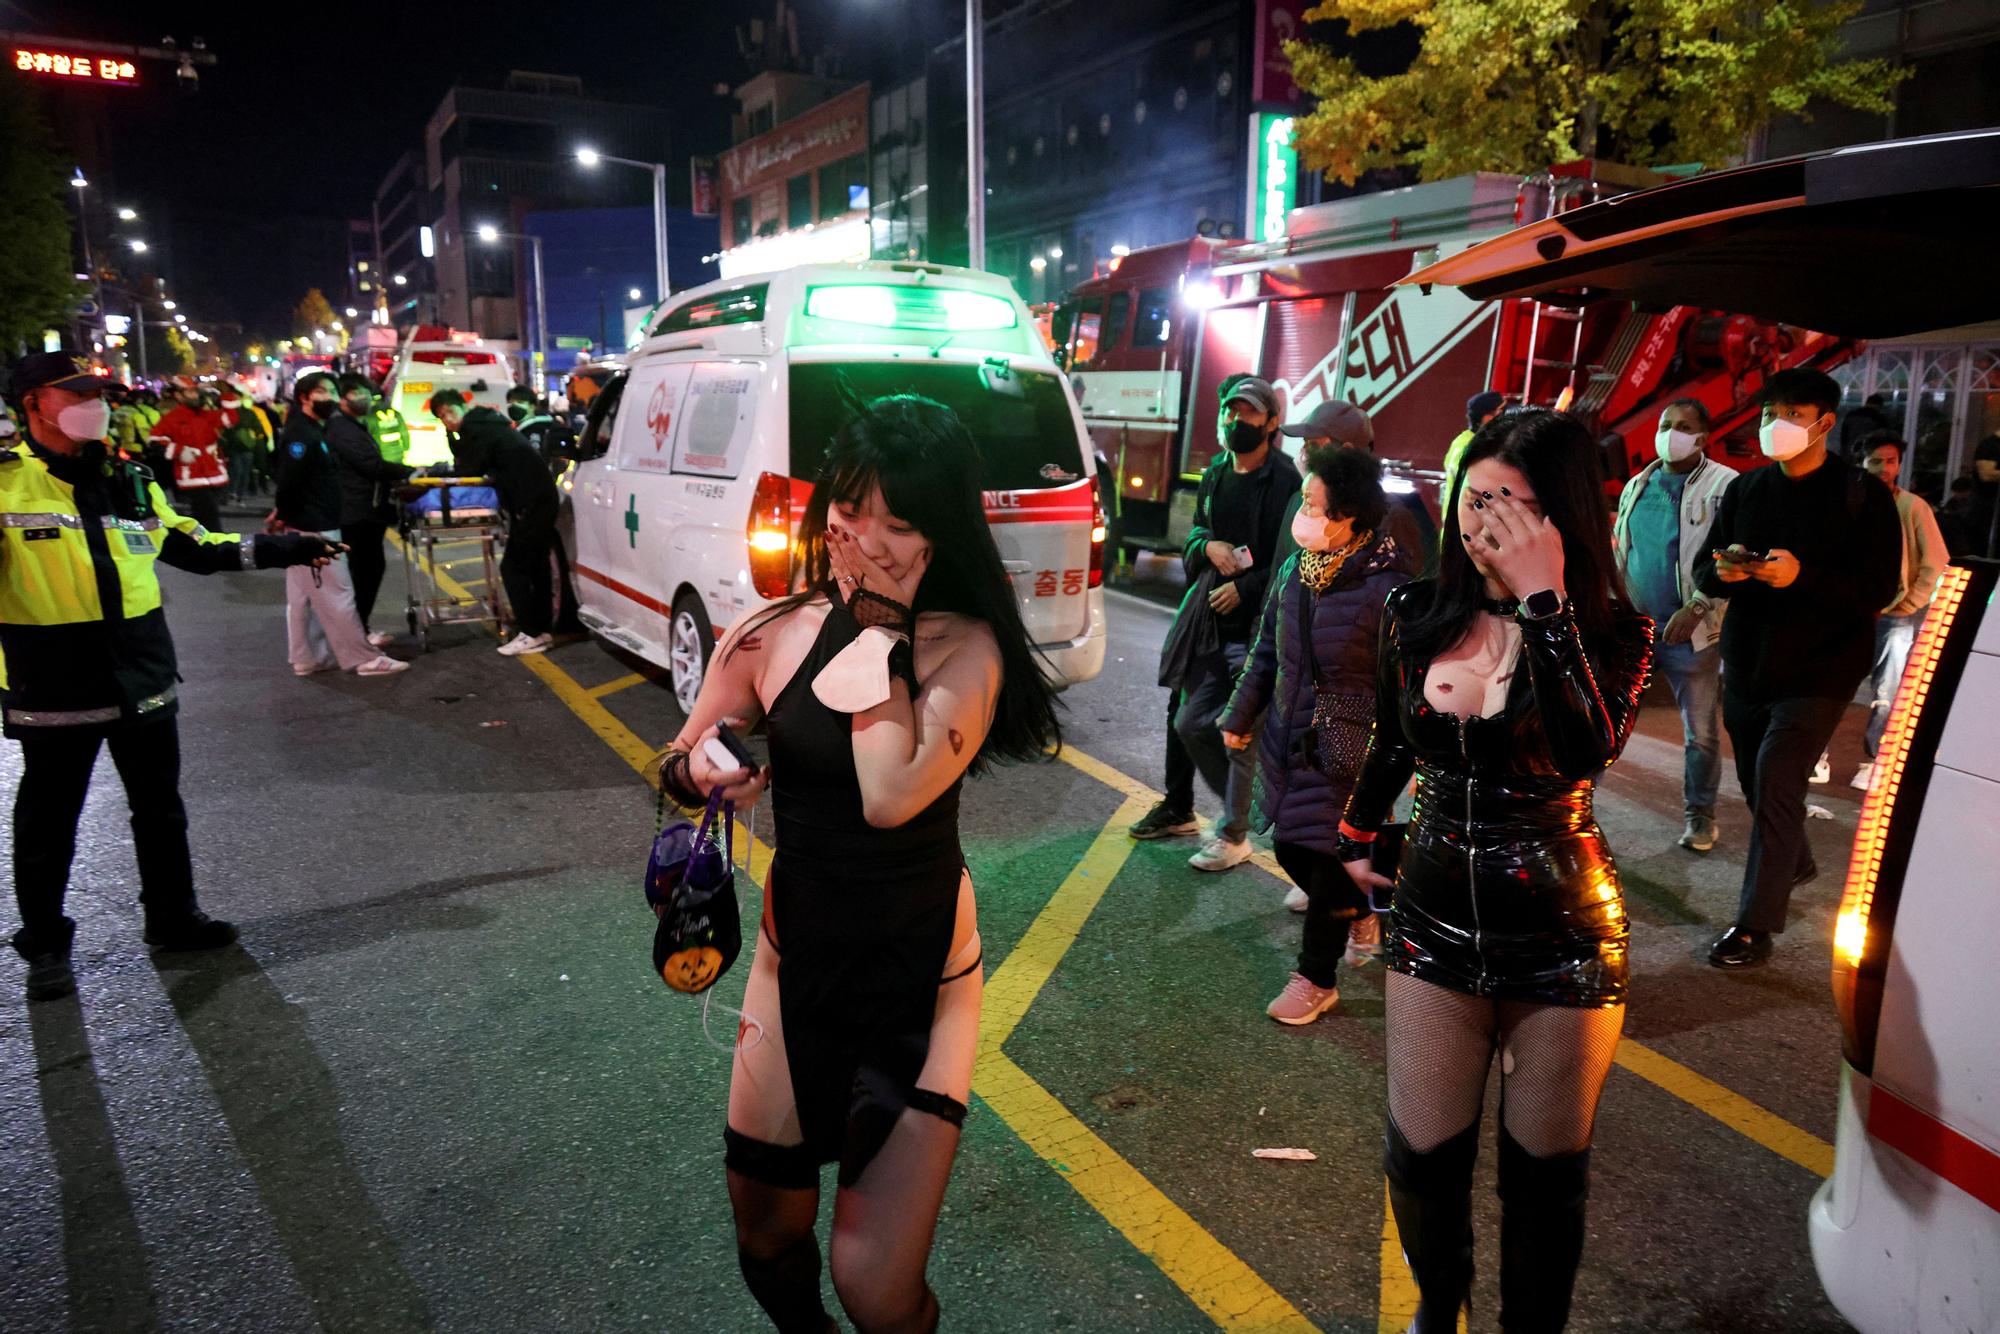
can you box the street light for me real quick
[344,306,358,317]
[392,273,408,286]
[574,146,669,301]
[129,240,147,253]
[628,287,642,302]
[161,300,176,310]
[117,206,137,221]
[173,313,185,323]
[477,224,549,392]
[70,169,87,190]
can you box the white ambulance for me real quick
[1406,129,2000,1334]
[557,261,1109,712]
[382,325,516,466]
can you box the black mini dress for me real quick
[1340,581,1654,1009]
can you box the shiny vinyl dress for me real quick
[1341,582,1655,1008]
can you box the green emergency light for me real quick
[804,284,1018,333]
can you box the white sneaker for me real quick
[1283,885,1309,913]
[1266,972,1340,1025]
[292,660,337,677]
[1849,761,1874,791]
[1810,754,1831,784]
[1189,836,1252,873]
[366,630,394,649]
[497,632,554,657]
[1344,913,1383,966]
[355,655,410,676]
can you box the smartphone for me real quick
[703,721,757,776]
[1721,549,1772,566]
[1232,544,1254,570]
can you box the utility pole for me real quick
[965,0,985,270]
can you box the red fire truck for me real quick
[1056,164,1860,559]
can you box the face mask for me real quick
[309,398,339,421]
[1759,416,1815,461]
[344,394,371,414]
[0,418,16,438]
[1227,419,1267,455]
[56,398,113,441]
[1290,508,1332,553]
[1656,426,1703,464]
[506,403,529,422]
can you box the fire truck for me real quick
[1056,164,1859,559]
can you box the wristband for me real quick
[1337,819,1377,843]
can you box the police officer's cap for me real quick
[13,351,103,395]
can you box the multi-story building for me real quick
[372,149,434,326]
[717,73,873,279]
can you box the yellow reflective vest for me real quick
[0,437,249,733]
[369,404,412,465]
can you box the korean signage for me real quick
[690,157,719,218]
[12,46,139,85]
[718,84,870,203]
[1251,0,1305,106]
[1247,112,1298,243]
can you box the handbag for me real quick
[1295,577,1375,783]
[645,787,742,995]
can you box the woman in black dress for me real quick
[656,394,1061,1333]
[1339,409,1653,1333]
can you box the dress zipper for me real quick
[1460,714,1485,993]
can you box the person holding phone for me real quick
[1694,369,1902,969]
[1337,409,1653,1334]
[653,392,1061,1334]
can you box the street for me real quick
[0,531,1868,1334]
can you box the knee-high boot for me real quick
[1384,1117,1480,1334]
[1496,1127,1591,1333]
[738,1234,838,1334]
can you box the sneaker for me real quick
[1810,754,1831,784]
[355,655,410,676]
[1850,761,1874,791]
[366,630,395,649]
[1128,801,1200,841]
[144,909,238,953]
[1266,972,1340,1025]
[1344,913,1383,966]
[1283,885,1309,913]
[1678,813,1719,853]
[497,632,554,657]
[24,949,75,1002]
[1189,836,1252,873]
[292,659,337,677]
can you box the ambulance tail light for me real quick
[1087,477,1107,589]
[1832,564,1982,1074]
[747,472,793,600]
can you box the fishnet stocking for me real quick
[1386,972,1625,1156]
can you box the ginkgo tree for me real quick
[1286,0,1905,185]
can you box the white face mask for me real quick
[1759,416,1816,461]
[1655,426,1703,464]
[55,398,113,442]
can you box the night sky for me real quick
[23,0,950,338]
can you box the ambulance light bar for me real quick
[804,285,1018,333]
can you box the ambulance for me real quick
[557,261,1109,712]
[1403,127,2000,1334]
[381,326,516,466]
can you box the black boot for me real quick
[12,922,77,1002]
[737,1233,837,1334]
[1384,1118,1479,1334]
[1496,1127,1591,1333]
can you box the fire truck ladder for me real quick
[1513,172,1617,406]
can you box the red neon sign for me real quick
[12,48,140,85]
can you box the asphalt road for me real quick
[0,535,1869,1333]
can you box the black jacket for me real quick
[273,410,342,532]
[326,409,413,526]
[447,407,559,517]
[1181,443,1302,643]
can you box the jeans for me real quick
[1723,689,1850,933]
[1173,640,1255,842]
[1652,640,1722,815]
[1162,688,1195,814]
[1275,840,1369,989]
[1864,612,1920,758]
[343,519,389,631]
[11,718,194,954]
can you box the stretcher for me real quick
[398,477,507,652]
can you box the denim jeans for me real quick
[1864,612,1920,758]
[1652,639,1722,816]
[1173,640,1255,843]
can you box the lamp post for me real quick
[478,224,548,392]
[965,0,986,270]
[575,147,670,301]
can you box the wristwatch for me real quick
[1521,588,1565,620]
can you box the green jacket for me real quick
[367,404,412,465]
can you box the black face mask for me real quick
[506,403,529,422]
[309,398,339,421]
[344,394,372,415]
[1227,419,1268,455]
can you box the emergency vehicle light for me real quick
[805,285,1018,333]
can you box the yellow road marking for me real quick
[1377,1183,1418,1334]
[586,672,648,699]
[1613,1039,1834,1177]
[1053,746,1289,883]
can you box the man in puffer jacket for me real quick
[1221,445,1417,1025]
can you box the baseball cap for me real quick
[12,351,104,395]
[1220,376,1280,420]
[1466,390,1506,425]
[1281,399,1374,447]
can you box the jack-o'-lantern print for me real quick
[662,945,725,993]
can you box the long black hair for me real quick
[733,389,1061,771]
[1404,408,1628,664]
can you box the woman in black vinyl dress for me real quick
[1339,410,1653,1333]
[656,394,1061,1334]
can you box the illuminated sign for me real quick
[1248,113,1297,243]
[12,47,139,85]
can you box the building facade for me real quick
[717,77,873,279]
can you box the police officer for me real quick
[3,352,342,1002]
[366,379,413,466]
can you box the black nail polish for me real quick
[1473,499,1485,509]
[1460,532,1471,542]
[1500,486,1511,496]
[1481,491,1494,499]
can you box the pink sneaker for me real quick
[1345,913,1383,967]
[1266,972,1339,1025]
